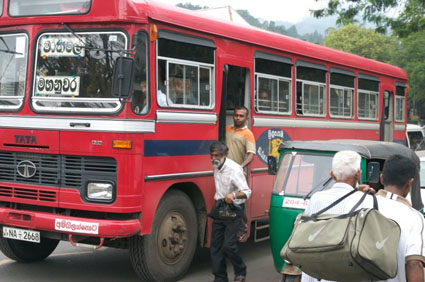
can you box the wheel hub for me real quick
[157,211,189,264]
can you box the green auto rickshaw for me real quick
[268,140,423,281]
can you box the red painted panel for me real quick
[0,128,59,153]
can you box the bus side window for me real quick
[295,64,326,117]
[132,30,149,115]
[156,32,215,109]
[254,56,292,115]
[358,76,379,120]
[329,69,355,119]
[395,84,406,122]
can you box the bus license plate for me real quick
[2,226,40,243]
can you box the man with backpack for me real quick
[301,152,425,282]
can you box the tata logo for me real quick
[16,160,37,178]
[14,135,37,145]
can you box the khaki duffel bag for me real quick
[281,191,400,281]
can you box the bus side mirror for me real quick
[268,156,277,175]
[112,57,135,99]
[366,161,380,184]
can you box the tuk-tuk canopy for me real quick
[280,139,417,161]
[278,139,423,211]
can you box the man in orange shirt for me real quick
[226,107,256,169]
[226,106,256,242]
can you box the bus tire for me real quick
[129,190,198,282]
[0,232,59,262]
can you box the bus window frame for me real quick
[296,79,326,117]
[8,0,91,17]
[156,52,215,110]
[357,89,379,121]
[0,31,29,112]
[30,30,129,115]
[254,73,292,115]
[131,29,149,116]
[395,84,406,123]
[329,85,354,119]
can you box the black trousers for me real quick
[210,214,247,282]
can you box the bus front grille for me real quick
[0,151,117,189]
[0,186,57,202]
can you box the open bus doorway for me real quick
[380,90,394,141]
[224,65,251,125]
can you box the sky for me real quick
[154,0,328,24]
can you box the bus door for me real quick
[219,64,251,140]
[380,90,394,141]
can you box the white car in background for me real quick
[414,150,425,208]
[406,124,425,150]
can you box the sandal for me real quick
[234,275,246,282]
[237,232,248,243]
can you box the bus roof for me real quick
[0,0,407,81]
[145,1,407,81]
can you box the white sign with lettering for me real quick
[40,36,85,57]
[282,197,309,210]
[36,76,80,96]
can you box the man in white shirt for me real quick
[371,154,425,282]
[302,152,425,282]
[209,141,251,282]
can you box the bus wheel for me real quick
[0,233,59,262]
[130,190,198,282]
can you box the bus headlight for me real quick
[86,182,114,202]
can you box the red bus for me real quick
[0,0,408,281]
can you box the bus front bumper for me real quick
[0,207,142,238]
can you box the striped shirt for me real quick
[213,158,251,205]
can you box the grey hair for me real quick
[210,141,228,155]
[332,150,361,180]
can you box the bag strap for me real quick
[347,191,378,213]
[311,189,378,219]
[311,189,357,218]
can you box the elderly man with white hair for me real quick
[301,150,364,282]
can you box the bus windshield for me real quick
[0,33,28,110]
[32,31,127,113]
[9,0,90,16]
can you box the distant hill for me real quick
[176,3,330,44]
[276,16,338,36]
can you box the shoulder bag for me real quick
[280,190,401,281]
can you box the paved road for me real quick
[0,237,282,281]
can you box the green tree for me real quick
[391,30,425,118]
[312,0,425,37]
[323,24,397,62]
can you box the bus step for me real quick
[69,234,104,249]
[254,220,270,243]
